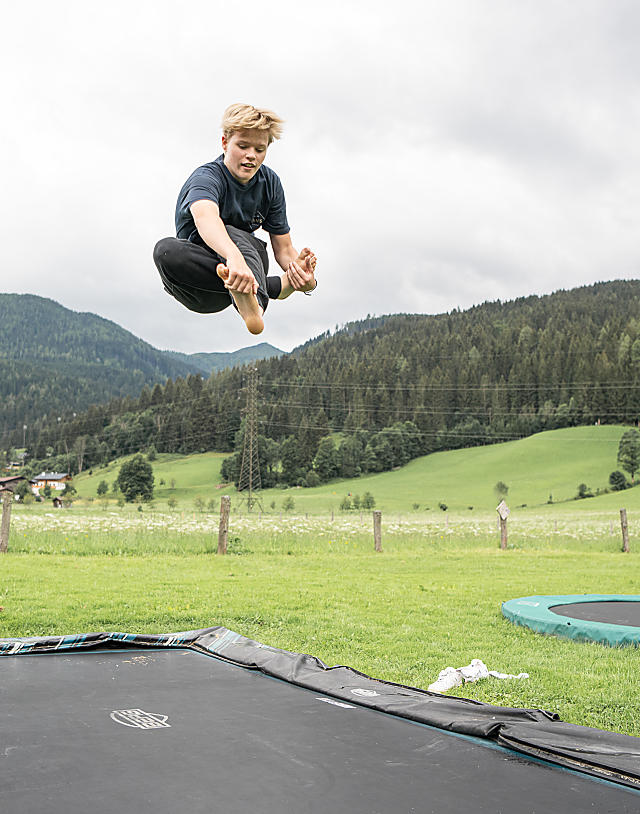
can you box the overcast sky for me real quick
[3,1,639,354]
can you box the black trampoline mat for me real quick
[1,649,638,813]
[551,601,640,627]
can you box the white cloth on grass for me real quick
[428,659,529,693]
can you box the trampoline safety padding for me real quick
[502,594,640,647]
[2,626,640,813]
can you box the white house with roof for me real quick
[30,472,71,495]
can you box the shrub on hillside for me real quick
[361,492,376,509]
[609,470,628,491]
[575,483,594,499]
[62,482,76,498]
[304,471,320,488]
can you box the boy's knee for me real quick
[153,237,179,270]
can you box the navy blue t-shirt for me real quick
[175,155,290,242]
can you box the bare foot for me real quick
[217,264,264,335]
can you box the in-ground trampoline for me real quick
[502,594,640,646]
[2,627,640,813]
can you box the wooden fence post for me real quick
[218,495,230,555]
[0,489,13,554]
[496,500,510,550]
[620,508,630,553]
[373,510,382,552]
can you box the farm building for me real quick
[30,472,71,495]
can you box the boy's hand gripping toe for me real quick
[286,248,317,293]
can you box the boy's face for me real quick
[222,129,269,184]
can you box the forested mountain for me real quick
[0,294,283,436]
[15,280,640,487]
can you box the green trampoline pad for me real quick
[502,594,640,646]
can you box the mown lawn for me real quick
[1,508,639,738]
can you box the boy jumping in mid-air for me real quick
[153,103,317,335]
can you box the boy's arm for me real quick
[190,200,257,295]
[270,232,317,299]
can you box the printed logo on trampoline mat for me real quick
[110,709,171,729]
[350,688,379,697]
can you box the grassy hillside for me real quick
[329,424,625,513]
[75,452,226,504]
[72,425,635,514]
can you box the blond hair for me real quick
[221,103,284,144]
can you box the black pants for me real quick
[153,226,282,315]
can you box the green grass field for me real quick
[4,425,640,739]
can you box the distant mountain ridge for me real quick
[0,293,284,436]
[166,343,284,375]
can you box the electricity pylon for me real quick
[237,367,263,512]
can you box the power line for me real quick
[3,397,638,450]
[259,400,640,418]
[5,377,640,439]
[264,380,640,392]
[256,419,623,443]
